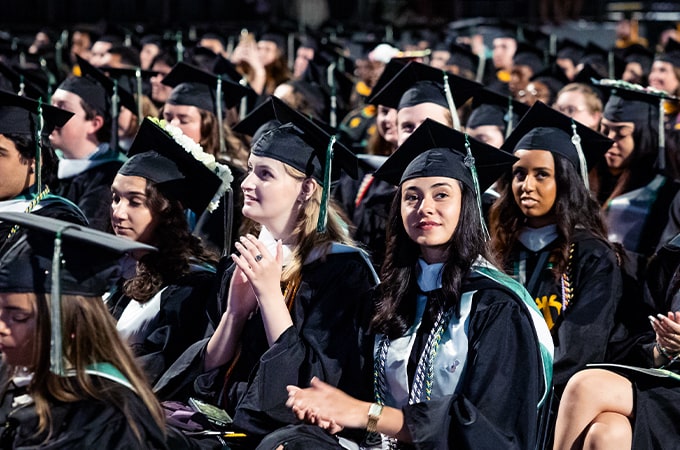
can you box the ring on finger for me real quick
[255,254,263,262]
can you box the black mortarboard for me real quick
[0,211,156,375]
[367,59,408,106]
[600,80,667,125]
[580,42,625,79]
[162,62,250,113]
[477,20,518,46]
[369,61,483,127]
[513,41,546,74]
[659,38,680,68]
[502,101,613,184]
[447,43,480,75]
[102,66,159,116]
[123,118,230,214]
[622,43,654,73]
[375,117,517,192]
[0,89,73,137]
[0,62,46,100]
[556,38,585,65]
[530,63,569,103]
[242,96,358,182]
[259,32,286,52]
[467,88,529,133]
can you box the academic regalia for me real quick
[155,107,377,447]
[507,228,622,392]
[0,376,168,450]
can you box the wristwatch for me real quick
[366,403,383,433]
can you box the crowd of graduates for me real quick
[0,12,679,450]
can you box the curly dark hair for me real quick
[123,181,217,302]
[371,182,493,339]
[5,133,59,188]
[489,152,610,278]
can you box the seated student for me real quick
[271,119,553,450]
[106,118,226,385]
[490,102,622,396]
[50,56,134,231]
[154,103,379,447]
[0,213,166,448]
[0,91,87,258]
[553,233,680,450]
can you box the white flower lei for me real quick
[597,78,679,100]
[149,117,233,212]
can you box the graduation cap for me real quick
[556,38,585,65]
[622,43,654,74]
[0,211,156,375]
[123,117,232,215]
[529,63,569,104]
[446,43,481,76]
[658,38,680,68]
[162,61,250,112]
[367,59,407,106]
[243,96,358,231]
[0,90,73,191]
[102,66,159,117]
[467,88,529,137]
[369,61,483,130]
[300,53,354,126]
[502,101,614,187]
[0,61,45,99]
[513,41,546,74]
[598,79,678,170]
[580,42,624,79]
[476,20,519,46]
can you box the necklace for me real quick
[6,186,50,239]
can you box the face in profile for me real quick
[0,292,37,368]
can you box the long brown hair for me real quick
[198,108,249,170]
[29,293,165,442]
[123,181,217,302]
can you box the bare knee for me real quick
[584,412,632,450]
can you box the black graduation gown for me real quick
[55,159,123,232]
[333,167,396,270]
[508,229,622,393]
[154,248,379,444]
[108,267,216,385]
[255,271,546,450]
[0,377,167,449]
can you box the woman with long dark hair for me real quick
[107,118,228,385]
[273,119,552,450]
[489,101,622,396]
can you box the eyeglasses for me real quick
[600,123,634,140]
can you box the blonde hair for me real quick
[242,164,355,300]
[28,293,165,442]
[557,83,603,114]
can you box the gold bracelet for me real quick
[366,403,383,433]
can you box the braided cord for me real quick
[7,186,50,239]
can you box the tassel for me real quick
[659,99,666,172]
[50,229,65,375]
[135,67,143,120]
[216,77,226,155]
[464,133,489,240]
[505,96,514,139]
[35,98,44,193]
[316,135,335,233]
[442,72,462,131]
[570,119,589,190]
[111,79,119,150]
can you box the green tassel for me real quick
[35,98,44,193]
[316,135,335,233]
[464,133,489,240]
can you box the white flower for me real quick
[148,117,234,213]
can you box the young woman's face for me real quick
[110,174,159,245]
[512,149,557,227]
[162,104,203,143]
[0,292,37,367]
[376,105,398,147]
[401,176,462,264]
[241,155,306,236]
[150,61,173,104]
[466,125,505,148]
[600,118,636,175]
[648,60,680,94]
